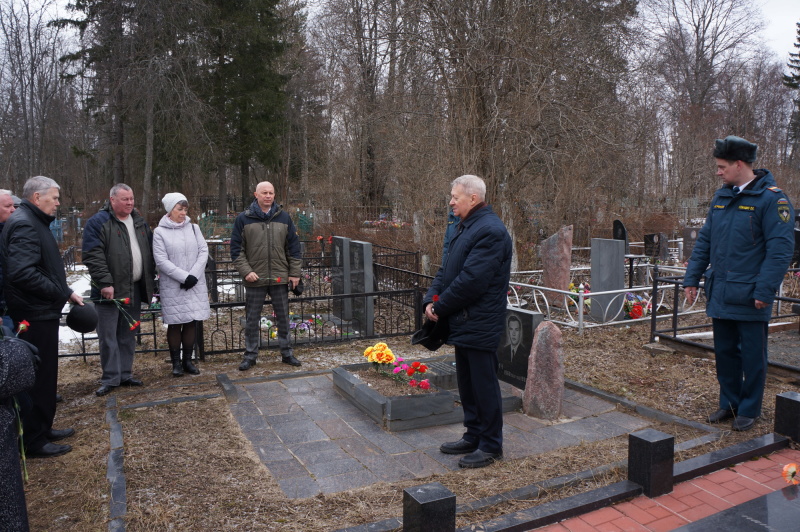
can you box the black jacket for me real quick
[0,200,72,321]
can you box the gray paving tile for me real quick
[393,451,449,478]
[316,468,379,494]
[503,431,556,458]
[565,393,615,415]
[272,420,329,444]
[334,402,374,422]
[265,457,308,478]
[422,449,462,471]
[266,410,309,426]
[560,402,595,419]
[305,457,364,478]
[317,419,359,440]
[254,443,295,462]
[278,476,321,499]
[548,418,608,443]
[337,436,384,459]
[300,404,340,421]
[234,385,254,402]
[292,393,322,406]
[259,400,304,416]
[504,412,548,432]
[598,410,651,432]
[348,421,415,453]
[284,379,314,393]
[237,415,269,432]
[357,452,418,481]
[416,424,464,444]
[532,425,582,448]
[303,375,333,389]
[290,440,347,465]
[230,402,262,418]
[393,429,442,450]
[246,381,286,396]
[245,428,281,445]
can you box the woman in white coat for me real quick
[153,193,210,376]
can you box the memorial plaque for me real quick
[496,308,544,389]
[644,232,669,261]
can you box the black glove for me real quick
[182,275,198,290]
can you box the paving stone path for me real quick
[229,374,651,498]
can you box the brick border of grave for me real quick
[332,363,462,431]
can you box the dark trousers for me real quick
[243,284,292,360]
[454,345,503,454]
[17,318,60,451]
[96,282,142,386]
[712,318,769,418]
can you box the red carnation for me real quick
[433,295,439,302]
[412,361,421,369]
[122,298,130,304]
[130,321,141,331]
[419,364,428,373]
[408,379,417,387]
[327,236,333,244]
[316,235,323,241]
[419,380,431,390]
[407,368,415,377]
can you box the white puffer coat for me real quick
[153,215,211,325]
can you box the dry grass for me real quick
[22,322,800,531]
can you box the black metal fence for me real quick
[59,246,430,359]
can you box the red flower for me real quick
[121,298,130,304]
[407,368,415,377]
[16,320,30,334]
[130,321,140,331]
[412,361,421,369]
[419,380,431,390]
[630,304,643,319]
[408,379,417,387]
[432,295,439,302]
[327,236,333,244]
[276,277,282,282]
[419,364,428,373]
[316,235,323,241]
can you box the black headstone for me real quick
[496,308,544,389]
[628,429,674,497]
[644,233,669,261]
[612,219,629,254]
[682,227,699,263]
[403,482,456,532]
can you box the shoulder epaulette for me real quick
[767,186,782,193]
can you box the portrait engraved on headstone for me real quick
[496,308,544,389]
[644,232,669,261]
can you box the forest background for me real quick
[2,0,800,271]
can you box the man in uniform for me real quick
[684,135,794,431]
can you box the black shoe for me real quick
[458,449,502,469]
[27,442,72,459]
[281,355,302,367]
[120,378,143,387]
[732,416,757,431]
[182,349,200,375]
[707,408,736,423]
[47,428,75,441]
[440,438,479,455]
[55,393,63,403]
[239,358,256,371]
[96,384,116,397]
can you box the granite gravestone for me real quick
[349,240,374,336]
[539,226,573,308]
[682,227,699,263]
[522,320,564,420]
[644,233,669,261]
[793,214,800,266]
[331,236,352,320]
[496,307,544,389]
[590,238,625,322]
[612,219,629,254]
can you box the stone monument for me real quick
[539,225,573,308]
[590,238,625,322]
[523,321,564,420]
[496,308,544,389]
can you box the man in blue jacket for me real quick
[684,136,794,431]
[424,174,512,468]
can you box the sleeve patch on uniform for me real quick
[778,205,790,222]
[768,186,782,193]
[738,205,755,211]
[777,198,789,204]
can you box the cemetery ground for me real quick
[25,322,799,531]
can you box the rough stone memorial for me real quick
[522,321,564,420]
[540,225,573,308]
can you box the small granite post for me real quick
[403,482,455,532]
[774,391,800,441]
[540,226,573,308]
[628,429,674,497]
[523,321,564,420]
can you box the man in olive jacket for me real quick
[1,176,84,458]
[231,181,302,370]
[83,184,155,396]
[684,136,794,432]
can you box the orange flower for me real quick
[783,463,799,485]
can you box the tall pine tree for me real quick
[784,20,800,163]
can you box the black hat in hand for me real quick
[66,301,98,333]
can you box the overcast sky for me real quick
[760,0,800,63]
